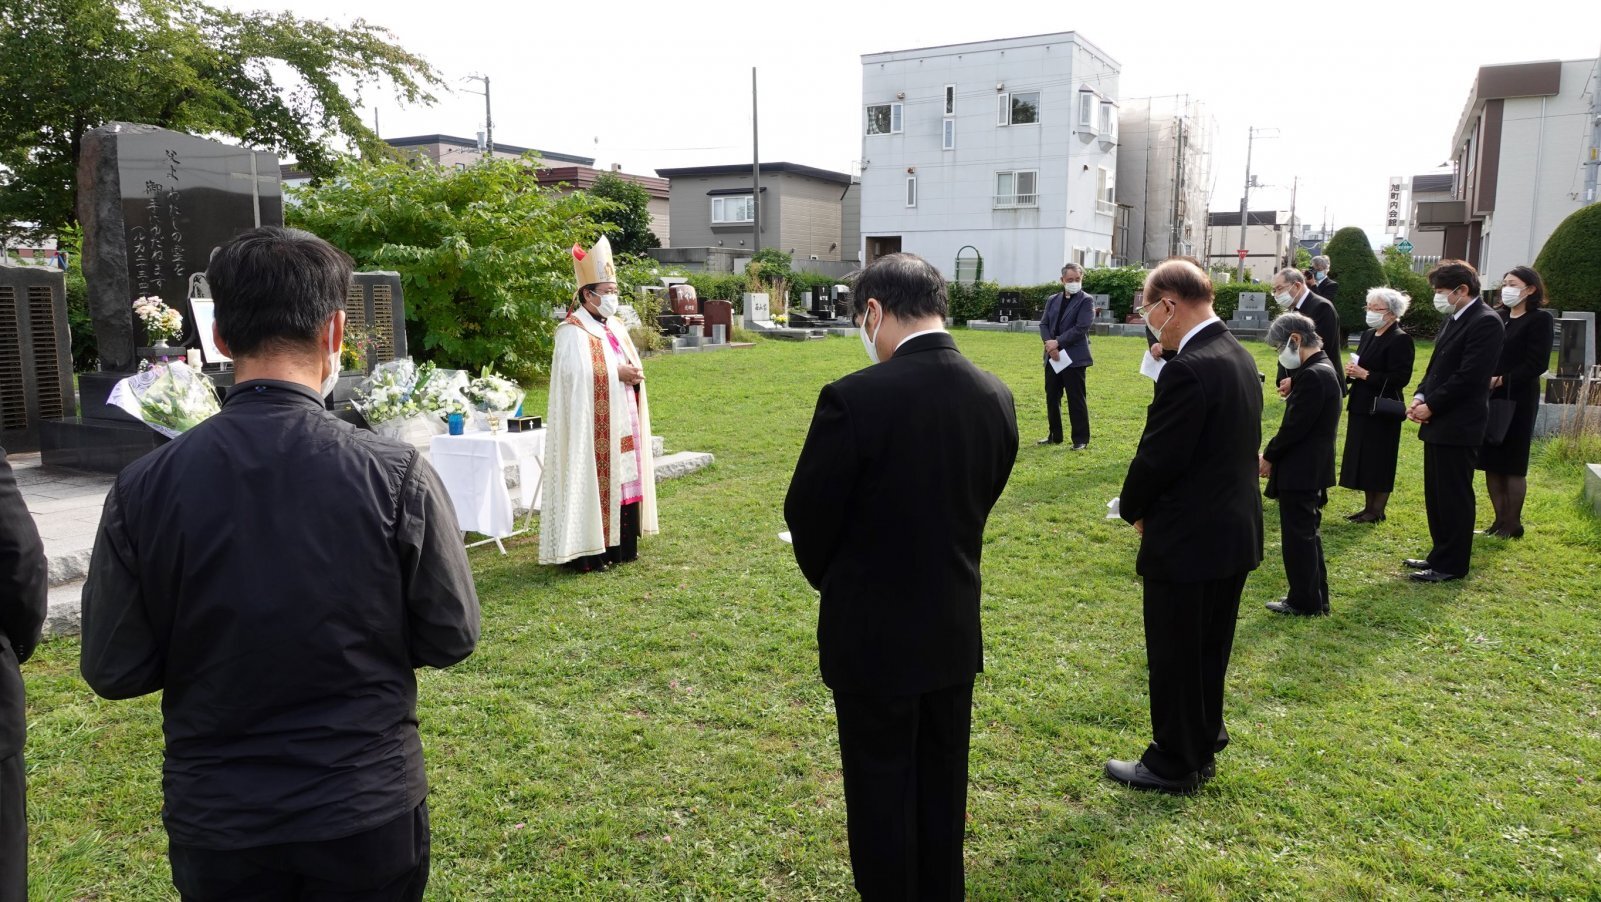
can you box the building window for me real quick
[942,118,955,150]
[994,170,1038,208]
[1099,100,1116,137]
[1096,168,1117,215]
[1078,90,1096,130]
[906,176,918,208]
[866,102,903,135]
[711,195,755,224]
[997,91,1040,126]
[944,84,955,116]
[1073,247,1088,266]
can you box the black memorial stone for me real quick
[0,266,75,452]
[996,290,1025,323]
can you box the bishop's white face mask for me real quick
[596,293,620,319]
[321,319,340,397]
[1278,339,1303,371]
[1433,292,1455,315]
[1063,281,1083,295]
[859,304,882,365]
[1501,286,1525,307]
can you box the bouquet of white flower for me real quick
[107,362,221,438]
[132,295,184,344]
[411,363,473,423]
[353,359,422,425]
[465,368,523,414]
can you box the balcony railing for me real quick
[1095,199,1118,216]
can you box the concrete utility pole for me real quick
[1236,126,1277,281]
[1286,175,1299,270]
[752,67,761,255]
[464,75,493,159]
[1585,51,1601,203]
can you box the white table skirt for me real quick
[429,429,545,538]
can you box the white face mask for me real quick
[595,293,620,319]
[1278,340,1303,371]
[320,320,340,398]
[1365,310,1386,329]
[859,303,882,364]
[1063,281,1083,294]
[1501,286,1524,307]
[1433,291,1455,315]
[1274,290,1294,308]
[1144,300,1172,345]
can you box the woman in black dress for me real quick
[1339,287,1415,522]
[1479,266,1555,538]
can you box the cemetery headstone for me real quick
[1238,292,1267,311]
[996,290,1024,324]
[742,293,773,329]
[0,266,75,452]
[701,300,733,341]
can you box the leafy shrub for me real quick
[1380,246,1442,339]
[1083,266,1148,321]
[1324,226,1385,337]
[1533,202,1601,343]
[948,281,1000,323]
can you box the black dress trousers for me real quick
[1140,573,1247,779]
[1277,489,1330,613]
[1043,363,1090,446]
[0,750,24,900]
[167,802,430,902]
[832,682,973,902]
[1424,442,1479,576]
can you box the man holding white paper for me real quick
[1038,263,1094,448]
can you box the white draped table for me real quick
[428,429,545,553]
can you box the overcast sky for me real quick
[225,0,1600,247]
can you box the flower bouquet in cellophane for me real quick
[107,361,222,439]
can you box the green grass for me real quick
[23,331,1601,899]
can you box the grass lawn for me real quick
[23,330,1601,899]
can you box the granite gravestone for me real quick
[78,123,283,373]
[742,293,772,328]
[0,266,75,452]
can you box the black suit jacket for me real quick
[1277,291,1344,384]
[1312,276,1339,301]
[785,333,1018,695]
[1120,322,1264,582]
[0,447,48,762]
[1346,326,1415,414]
[1263,351,1342,497]
[1039,290,1094,366]
[1416,299,1507,446]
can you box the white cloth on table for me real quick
[429,430,546,538]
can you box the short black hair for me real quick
[848,253,947,320]
[1428,259,1480,296]
[209,226,352,357]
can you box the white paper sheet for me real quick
[1140,353,1166,381]
[1106,497,1121,520]
[1049,351,1073,373]
[778,530,793,544]
[190,300,232,364]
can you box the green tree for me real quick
[288,156,609,382]
[1324,226,1384,335]
[1294,246,1313,270]
[1533,202,1601,322]
[1380,245,1442,339]
[586,172,660,255]
[0,0,442,240]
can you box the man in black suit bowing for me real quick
[1111,258,1263,795]
[1038,262,1095,449]
[1270,268,1343,398]
[1260,313,1344,616]
[0,446,48,898]
[1405,260,1505,582]
[785,253,1018,899]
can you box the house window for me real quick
[1078,91,1096,130]
[944,84,955,115]
[998,91,1040,126]
[1096,168,1117,215]
[906,176,918,208]
[994,170,1038,208]
[1099,100,1115,137]
[866,102,903,135]
[1073,247,1088,266]
[711,195,755,224]
[942,118,955,150]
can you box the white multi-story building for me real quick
[859,32,1121,286]
[1414,58,1600,279]
[1117,95,1215,265]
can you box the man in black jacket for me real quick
[81,227,480,901]
[1310,255,1339,302]
[785,253,1018,900]
[1405,260,1506,582]
[1112,258,1263,795]
[1271,268,1343,396]
[1038,262,1095,448]
[0,446,47,899]
[1261,313,1343,616]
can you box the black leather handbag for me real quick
[1485,382,1515,446]
[1370,379,1406,420]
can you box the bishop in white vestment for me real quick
[539,237,659,571]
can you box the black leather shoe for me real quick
[1266,599,1327,616]
[1071,443,1089,451]
[1199,760,1217,784]
[1037,437,1063,445]
[1402,558,1432,570]
[1103,759,1200,795]
[1351,511,1386,523]
[1408,568,1461,583]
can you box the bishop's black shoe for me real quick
[1037,437,1063,445]
[1401,558,1432,570]
[1408,568,1461,583]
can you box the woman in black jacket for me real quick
[1479,266,1555,538]
[1339,287,1416,522]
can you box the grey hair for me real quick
[1311,255,1330,271]
[1267,311,1322,350]
[1276,267,1307,285]
[1366,286,1410,318]
[1061,263,1084,277]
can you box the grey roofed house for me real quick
[650,162,859,274]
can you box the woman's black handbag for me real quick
[1485,382,1515,446]
[1370,379,1406,420]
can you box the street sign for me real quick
[1237,249,1248,260]
[1397,239,1414,254]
